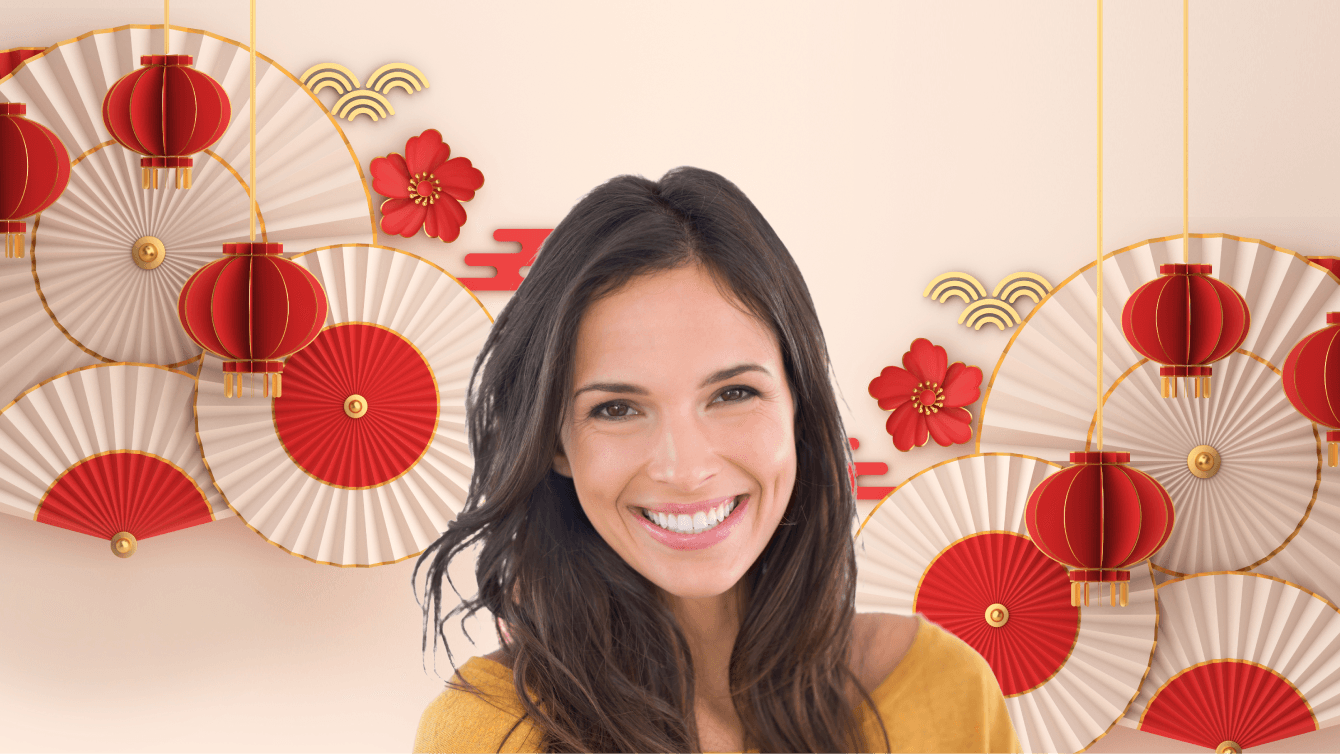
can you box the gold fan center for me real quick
[1187,444,1221,479]
[344,394,369,419]
[984,602,1009,628]
[132,236,166,270]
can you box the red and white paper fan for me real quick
[1121,572,1339,750]
[978,234,1333,577]
[0,363,228,546]
[854,453,1158,754]
[195,245,492,566]
[0,25,374,402]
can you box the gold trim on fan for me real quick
[0,23,377,244]
[854,452,1063,540]
[32,448,214,524]
[1135,657,1318,734]
[290,243,496,324]
[0,361,197,415]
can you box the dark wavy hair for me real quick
[414,167,890,753]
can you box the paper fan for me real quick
[854,453,1159,754]
[195,245,492,566]
[0,363,229,543]
[1121,572,1339,751]
[0,24,374,396]
[978,234,1335,576]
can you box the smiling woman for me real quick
[412,167,1021,753]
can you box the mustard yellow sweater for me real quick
[414,616,1022,753]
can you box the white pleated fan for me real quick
[855,453,1158,754]
[0,363,229,535]
[1120,572,1339,751]
[195,245,492,566]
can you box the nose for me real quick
[644,408,719,490]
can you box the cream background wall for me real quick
[2,1,1339,751]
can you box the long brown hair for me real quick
[414,167,890,753]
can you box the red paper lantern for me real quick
[1283,311,1340,467]
[1121,263,1250,399]
[1025,451,1175,606]
[177,243,328,397]
[0,102,70,258]
[101,54,230,190]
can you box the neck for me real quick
[662,581,745,700]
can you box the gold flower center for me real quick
[913,382,946,414]
[409,172,441,205]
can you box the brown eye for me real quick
[592,401,637,419]
[717,386,758,403]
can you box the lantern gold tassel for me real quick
[176,166,192,189]
[1071,582,1081,607]
[1330,442,1337,468]
[142,167,159,189]
[272,373,282,398]
[1202,376,1210,398]
[1121,581,1129,607]
[4,233,24,259]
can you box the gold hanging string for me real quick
[164,0,169,54]
[250,0,257,243]
[1183,0,1189,263]
[1096,0,1104,452]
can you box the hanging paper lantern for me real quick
[1283,311,1340,467]
[1025,451,1174,606]
[177,242,327,397]
[1121,263,1250,398]
[101,55,230,189]
[0,102,70,258]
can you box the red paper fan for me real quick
[35,451,212,539]
[914,531,1079,696]
[1140,660,1317,750]
[274,323,438,488]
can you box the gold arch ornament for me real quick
[301,61,430,122]
[923,270,1052,331]
[975,233,1340,606]
[853,453,1158,753]
[194,244,493,567]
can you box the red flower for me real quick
[868,338,982,452]
[370,129,484,243]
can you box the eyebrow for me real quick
[573,363,773,399]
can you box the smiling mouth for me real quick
[639,495,742,535]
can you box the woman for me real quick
[412,167,1020,753]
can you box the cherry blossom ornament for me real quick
[370,129,484,243]
[869,338,982,451]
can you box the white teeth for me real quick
[642,497,741,535]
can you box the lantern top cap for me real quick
[222,242,284,256]
[139,54,194,66]
[1327,312,1340,324]
[0,103,27,116]
[1068,451,1131,464]
[1159,263,1213,275]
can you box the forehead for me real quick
[572,265,780,382]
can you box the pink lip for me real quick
[635,495,749,551]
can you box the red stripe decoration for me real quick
[274,323,438,488]
[1140,660,1317,750]
[914,531,1079,696]
[36,451,213,540]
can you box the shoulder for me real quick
[855,615,1022,753]
[412,656,544,754]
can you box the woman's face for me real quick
[553,263,797,600]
